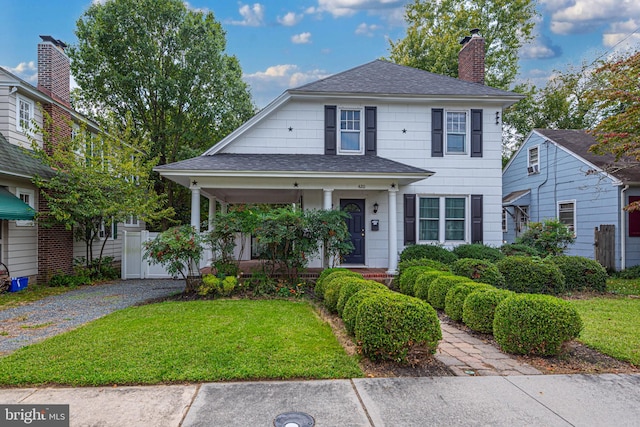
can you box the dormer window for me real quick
[338,108,363,154]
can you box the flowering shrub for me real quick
[143,225,203,292]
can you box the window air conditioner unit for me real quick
[527,164,539,174]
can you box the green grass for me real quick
[0,284,76,310]
[572,297,640,366]
[606,278,640,296]
[0,299,362,386]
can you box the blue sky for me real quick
[1,0,639,108]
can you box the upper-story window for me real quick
[16,96,34,134]
[339,108,363,154]
[528,145,540,174]
[446,111,467,154]
[124,215,140,227]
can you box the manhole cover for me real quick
[274,411,315,427]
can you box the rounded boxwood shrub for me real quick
[354,292,442,362]
[451,258,505,287]
[414,270,453,301]
[399,244,458,265]
[397,258,450,277]
[452,244,504,263]
[315,269,361,300]
[494,294,582,356]
[342,288,388,335]
[324,274,365,313]
[496,256,566,295]
[444,282,494,322]
[500,243,542,257]
[617,264,640,279]
[398,266,436,296]
[550,256,608,292]
[428,275,474,310]
[462,288,514,333]
[336,279,387,316]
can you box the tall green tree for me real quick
[69,0,256,227]
[389,0,537,89]
[31,114,172,274]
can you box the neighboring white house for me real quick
[0,36,144,283]
[156,31,522,273]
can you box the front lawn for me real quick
[0,299,362,386]
[572,296,640,366]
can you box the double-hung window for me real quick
[339,108,363,154]
[558,201,576,235]
[418,196,467,242]
[528,146,540,174]
[16,96,34,134]
[16,188,35,227]
[446,111,467,154]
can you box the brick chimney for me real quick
[458,29,485,85]
[37,35,70,106]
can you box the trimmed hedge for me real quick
[500,243,542,257]
[451,258,505,287]
[354,292,442,362]
[462,288,514,333]
[342,288,388,335]
[452,244,504,263]
[550,256,608,292]
[324,274,365,313]
[397,258,450,277]
[315,269,361,299]
[496,256,566,295]
[414,270,453,301]
[444,282,494,322]
[336,279,387,316]
[399,244,458,265]
[493,294,583,356]
[398,266,435,296]
[428,275,474,310]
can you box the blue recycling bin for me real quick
[9,277,28,292]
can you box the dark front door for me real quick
[341,199,365,264]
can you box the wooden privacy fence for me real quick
[594,224,615,271]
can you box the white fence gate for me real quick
[121,230,211,280]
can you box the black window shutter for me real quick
[471,194,483,243]
[365,106,377,155]
[470,109,483,157]
[404,194,416,245]
[431,108,443,157]
[324,105,337,155]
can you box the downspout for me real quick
[620,184,629,270]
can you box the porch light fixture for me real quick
[373,202,379,214]
[495,112,500,125]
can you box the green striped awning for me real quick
[0,187,35,220]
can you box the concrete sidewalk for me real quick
[1,374,639,426]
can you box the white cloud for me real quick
[355,22,381,36]
[244,64,329,90]
[228,3,265,27]
[542,0,640,36]
[315,0,406,18]
[184,2,210,13]
[520,16,562,60]
[3,61,38,83]
[602,18,640,51]
[277,11,303,26]
[291,32,312,44]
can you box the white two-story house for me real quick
[156,31,522,273]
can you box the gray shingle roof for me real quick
[0,132,54,179]
[535,129,640,183]
[290,60,520,98]
[156,153,432,175]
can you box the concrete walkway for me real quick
[1,374,639,426]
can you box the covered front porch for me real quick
[156,153,433,274]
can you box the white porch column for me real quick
[323,188,333,210]
[221,202,228,214]
[387,187,399,274]
[208,196,216,231]
[190,183,201,232]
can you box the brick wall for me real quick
[37,192,74,282]
[458,32,485,85]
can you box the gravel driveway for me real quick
[0,279,185,355]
